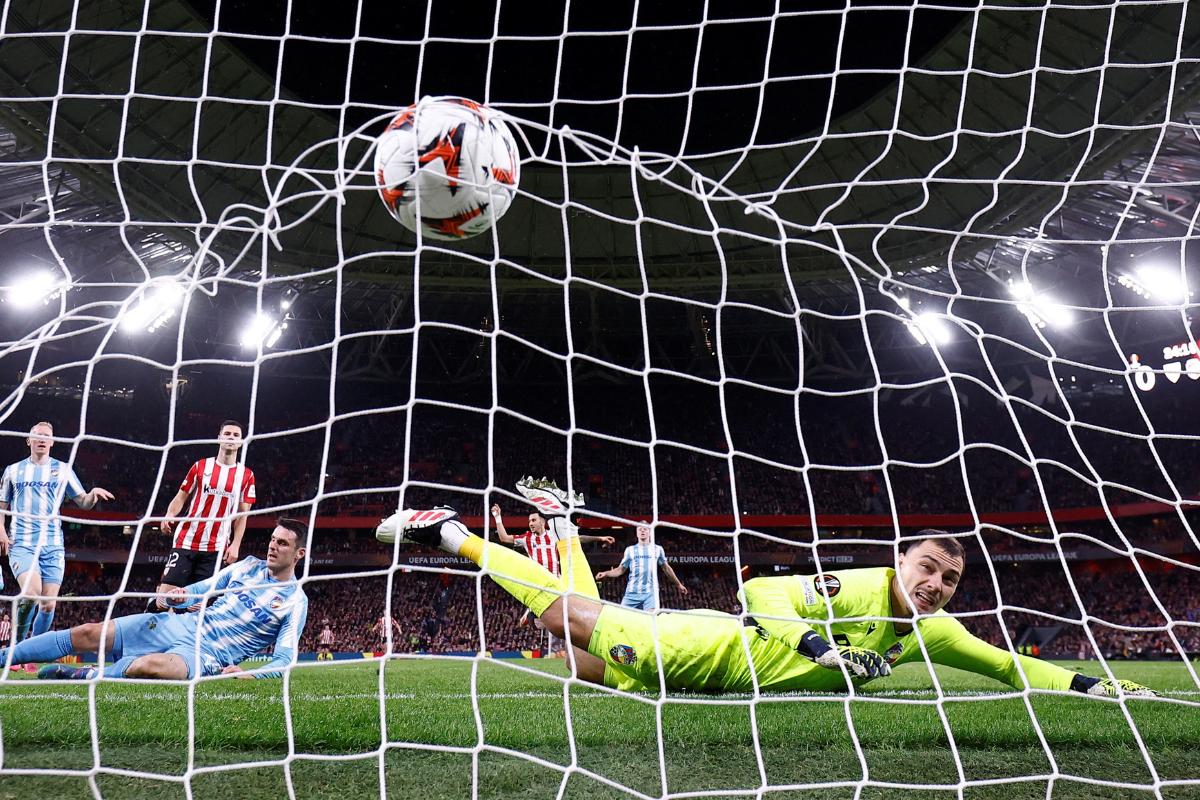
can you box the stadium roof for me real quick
[1,1,1199,383]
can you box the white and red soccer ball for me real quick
[373,97,520,241]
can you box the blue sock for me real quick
[3,628,74,666]
[100,655,137,678]
[30,607,55,637]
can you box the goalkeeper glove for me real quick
[799,631,891,680]
[1084,677,1158,698]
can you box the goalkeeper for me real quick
[378,487,1155,699]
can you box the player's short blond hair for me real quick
[30,421,53,433]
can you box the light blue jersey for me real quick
[621,543,667,598]
[0,457,85,549]
[168,556,309,678]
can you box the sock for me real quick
[547,516,577,541]
[30,607,55,637]
[2,628,74,666]
[437,520,471,554]
[556,538,600,599]
[458,535,564,617]
[15,599,36,642]
[99,655,137,678]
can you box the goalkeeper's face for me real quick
[896,541,964,616]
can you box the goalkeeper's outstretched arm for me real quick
[920,617,1157,696]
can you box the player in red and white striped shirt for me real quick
[491,505,614,632]
[152,420,256,610]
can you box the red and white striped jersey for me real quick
[319,626,335,646]
[376,616,401,637]
[173,458,256,552]
[513,531,560,576]
[0,616,10,643]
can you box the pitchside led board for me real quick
[1129,341,1200,391]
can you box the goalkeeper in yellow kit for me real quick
[377,483,1155,699]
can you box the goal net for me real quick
[1,0,1199,797]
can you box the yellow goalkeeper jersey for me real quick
[591,567,1077,694]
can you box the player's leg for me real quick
[149,549,188,612]
[124,653,190,680]
[30,582,60,636]
[550,525,601,599]
[570,645,607,684]
[10,550,42,641]
[1,618,119,674]
[29,548,64,636]
[378,509,606,646]
[38,613,196,680]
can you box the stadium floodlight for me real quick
[1128,265,1186,303]
[279,287,299,311]
[1117,273,1152,299]
[1008,281,1071,328]
[6,270,66,308]
[1008,281,1072,329]
[265,320,288,348]
[906,312,953,346]
[120,280,185,333]
[240,311,285,349]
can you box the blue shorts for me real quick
[112,612,219,679]
[621,592,657,611]
[8,545,65,586]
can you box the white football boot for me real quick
[515,476,584,518]
[376,506,459,546]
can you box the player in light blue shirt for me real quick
[0,421,113,641]
[595,524,689,610]
[3,518,309,681]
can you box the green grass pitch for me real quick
[0,658,1197,799]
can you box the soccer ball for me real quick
[373,97,520,241]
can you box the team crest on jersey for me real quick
[609,644,637,666]
[884,642,904,665]
[270,597,284,610]
[147,619,157,630]
[813,574,841,598]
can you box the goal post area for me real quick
[1,1,1200,798]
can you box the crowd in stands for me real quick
[4,382,1200,667]
[8,387,1200,526]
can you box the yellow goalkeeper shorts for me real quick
[588,604,754,693]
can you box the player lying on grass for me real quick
[378,501,1155,698]
[0,518,308,681]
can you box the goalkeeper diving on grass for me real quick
[378,480,1155,698]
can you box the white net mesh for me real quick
[1,0,1200,797]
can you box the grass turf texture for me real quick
[0,659,1197,799]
